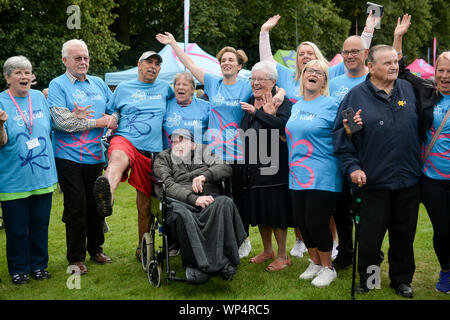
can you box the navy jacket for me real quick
[332,75,421,190]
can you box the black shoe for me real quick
[355,282,370,294]
[332,254,353,271]
[31,269,51,280]
[186,267,210,284]
[390,282,414,298]
[11,273,30,285]
[220,262,237,281]
[93,176,112,217]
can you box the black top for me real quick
[238,88,292,188]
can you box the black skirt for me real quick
[244,185,295,229]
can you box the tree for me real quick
[0,0,127,90]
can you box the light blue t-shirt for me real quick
[329,73,367,104]
[422,94,450,180]
[162,97,210,149]
[0,89,58,193]
[47,74,112,164]
[285,95,343,192]
[277,62,346,104]
[203,73,252,161]
[107,79,174,152]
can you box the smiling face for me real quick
[297,44,317,72]
[174,75,195,106]
[342,37,367,74]
[250,69,275,99]
[220,52,242,78]
[6,68,32,97]
[302,62,327,96]
[63,44,90,80]
[368,49,399,84]
[138,56,161,83]
[435,55,450,95]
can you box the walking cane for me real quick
[350,184,362,300]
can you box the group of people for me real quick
[0,10,449,298]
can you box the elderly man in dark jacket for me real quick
[153,128,246,284]
[332,45,421,298]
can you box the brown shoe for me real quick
[90,252,112,264]
[69,262,88,275]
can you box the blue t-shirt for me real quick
[203,73,252,161]
[107,79,174,152]
[0,89,58,193]
[329,73,367,104]
[277,62,346,104]
[329,62,346,79]
[285,95,343,192]
[162,97,210,149]
[422,94,450,180]
[47,74,112,164]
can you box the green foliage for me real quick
[0,0,126,90]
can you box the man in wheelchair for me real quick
[153,128,247,284]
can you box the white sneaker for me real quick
[331,241,338,260]
[311,266,337,287]
[299,260,323,280]
[239,239,252,258]
[290,240,307,258]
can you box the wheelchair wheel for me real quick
[141,232,154,271]
[147,260,162,287]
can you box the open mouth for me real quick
[307,78,317,84]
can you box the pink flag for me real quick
[184,0,190,54]
[433,37,437,67]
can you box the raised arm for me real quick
[361,11,382,49]
[259,15,280,65]
[156,32,205,84]
[393,14,411,60]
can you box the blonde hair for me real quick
[295,41,329,82]
[436,51,450,69]
[216,46,248,67]
[299,59,330,97]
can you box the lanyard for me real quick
[8,89,33,135]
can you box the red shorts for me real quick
[108,135,152,198]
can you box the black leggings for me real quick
[421,175,450,271]
[290,189,339,252]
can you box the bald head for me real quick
[341,36,368,77]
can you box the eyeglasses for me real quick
[341,49,364,57]
[70,56,90,62]
[304,67,326,77]
[249,78,272,83]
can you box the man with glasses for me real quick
[329,36,370,273]
[47,39,117,275]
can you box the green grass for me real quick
[0,182,448,301]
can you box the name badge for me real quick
[26,138,40,150]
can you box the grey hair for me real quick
[343,35,367,51]
[173,71,196,90]
[251,61,278,80]
[3,56,32,78]
[367,45,398,64]
[62,39,88,58]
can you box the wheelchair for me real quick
[140,174,231,287]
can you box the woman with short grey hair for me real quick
[162,71,211,150]
[0,56,58,285]
[238,62,294,272]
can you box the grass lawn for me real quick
[0,182,448,301]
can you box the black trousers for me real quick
[231,164,249,236]
[421,175,450,271]
[55,158,105,263]
[333,180,354,258]
[357,184,420,285]
[290,190,339,252]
